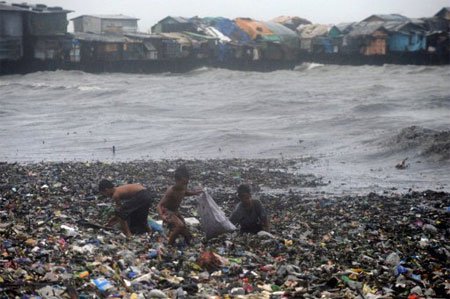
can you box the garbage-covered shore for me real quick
[1,159,449,298]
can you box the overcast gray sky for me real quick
[34,0,450,32]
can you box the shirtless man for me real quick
[157,165,202,246]
[99,179,153,238]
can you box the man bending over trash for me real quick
[99,179,152,238]
[229,184,269,234]
[157,165,202,246]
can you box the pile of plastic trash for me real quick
[1,161,449,298]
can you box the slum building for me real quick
[234,18,299,61]
[384,21,427,52]
[346,22,389,56]
[151,15,301,69]
[3,3,450,75]
[124,32,178,60]
[152,16,219,61]
[0,2,72,74]
[328,23,356,53]
[71,14,139,35]
[73,32,131,63]
[265,21,300,60]
[70,15,140,64]
[435,7,450,20]
[21,3,73,62]
[71,31,200,73]
[193,16,300,70]
[424,9,450,60]
[181,31,219,59]
[69,14,208,73]
[199,17,256,64]
[298,8,450,65]
[0,3,24,61]
[151,16,196,34]
[297,24,331,54]
[271,16,311,31]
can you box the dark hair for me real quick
[99,179,114,192]
[174,165,190,181]
[237,184,251,195]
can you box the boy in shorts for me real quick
[157,165,202,246]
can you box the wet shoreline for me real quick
[1,159,449,298]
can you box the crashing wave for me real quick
[390,126,450,160]
[294,63,325,72]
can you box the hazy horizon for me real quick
[8,0,450,32]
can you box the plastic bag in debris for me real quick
[197,189,236,239]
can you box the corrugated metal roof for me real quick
[265,21,299,48]
[159,32,192,46]
[199,17,223,26]
[124,33,168,40]
[363,14,410,22]
[0,3,71,13]
[435,7,450,15]
[182,31,218,40]
[271,16,311,30]
[297,24,329,38]
[211,18,253,45]
[73,32,128,43]
[155,16,191,24]
[420,17,449,33]
[170,16,190,23]
[348,22,386,37]
[0,3,27,11]
[71,14,139,20]
[266,21,297,36]
[382,21,426,34]
[334,22,356,34]
[235,18,274,40]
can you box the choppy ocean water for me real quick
[1,64,449,194]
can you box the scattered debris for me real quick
[396,157,409,169]
[0,160,449,298]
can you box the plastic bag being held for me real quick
[197,189,236,239]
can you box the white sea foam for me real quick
[1,65,449,193]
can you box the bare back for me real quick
[114,184,145,202]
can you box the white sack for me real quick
[197,190,236,239]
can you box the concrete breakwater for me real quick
[1,52,449,75]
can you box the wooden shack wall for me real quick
[364,31,387,55]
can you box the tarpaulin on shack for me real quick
[235,18,275,41]
[203,26,231,43]
[297,24,330,52]
[73,32,143,61]
[182,31,218,41]
[265,21,300,49]
[271,16,312,31]
[159,32,192,47]
[297,24,330,39]
[212,17,253,45]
